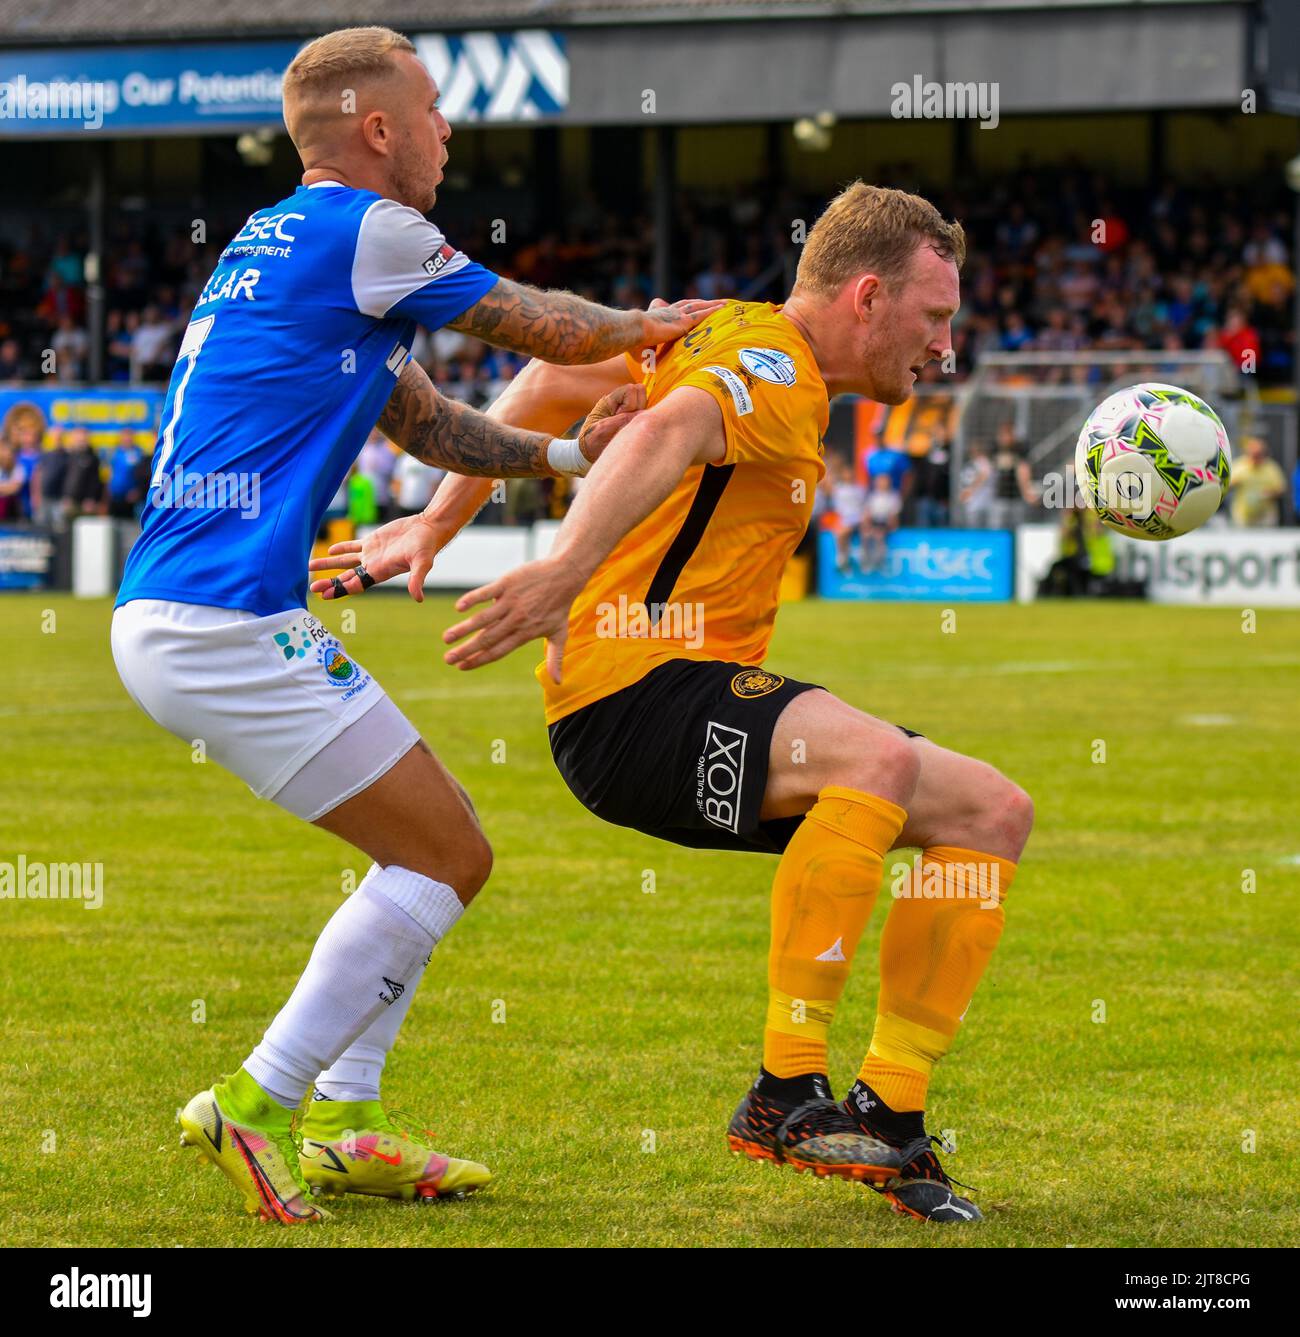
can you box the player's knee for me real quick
[404,823,492,902]
[450,827,493,900]
[1006,782,1035,847]
[982,775,1034,857]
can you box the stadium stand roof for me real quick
[0,0,1236,46]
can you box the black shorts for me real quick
[549,659,922,855]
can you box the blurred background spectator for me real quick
[959,443,996,527]
[1229,435,1287,526]
[61,427,105,517]
[0,169,1293,396]
[909,429,952,528]
[0,441,24,520]
[391,452,444,518]
[862,473,903,571]
[988,422,1041,528]
[107,429,150,520]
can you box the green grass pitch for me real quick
[2,592,1298,1248]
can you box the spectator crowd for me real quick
[0,161,1295,535]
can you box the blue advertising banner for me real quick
[0,42,299,136]
[818,528,1014,602]
[0,33,569,137]
[0,386,164,449]
[0,525,57,589]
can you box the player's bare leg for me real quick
[761,689,921,818]
[312,736,491,895]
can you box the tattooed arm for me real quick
[418,355,636,553]
[377,359,553,477]
[306,359,644,601]
[448,278,723,364]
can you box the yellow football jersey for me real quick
[539,301,829,724]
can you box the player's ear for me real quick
[361,109,389,155]
[851,273,880,321]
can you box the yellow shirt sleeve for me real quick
[673,344,821,467]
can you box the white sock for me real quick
[314,867,429,1102]
[244,865,463,1109]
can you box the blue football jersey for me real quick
[116,181,498,615]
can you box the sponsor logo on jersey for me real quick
[704,364,753,416]
[422,243,456,277]
[730,668,785,698]
[231,211,305,246]
[738,347,797,386]
[697,720,747,833]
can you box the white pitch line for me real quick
[6,656,1297,718]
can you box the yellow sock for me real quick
[764,787,906,1078]
[858,845,1015,1111]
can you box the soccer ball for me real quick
[1074,383,1232,540]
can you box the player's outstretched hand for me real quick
[637,297,726,348]
[307,511,446,603]
[443,556,580,682]
[577,380,646,465]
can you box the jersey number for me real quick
[150,314,215,489]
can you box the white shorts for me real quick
[111,599,420,821]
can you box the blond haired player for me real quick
[111,24,719,1224]
[321,185,1034,1223]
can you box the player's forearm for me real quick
[422,473,496,542]
[489,355,632,435]
[448,279,641,365]
[378,360,551,478]
[417,357,634,545]
[550,426,692,588]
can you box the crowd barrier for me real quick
[6,517,1299,609]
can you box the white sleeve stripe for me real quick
[351,196,473,320]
